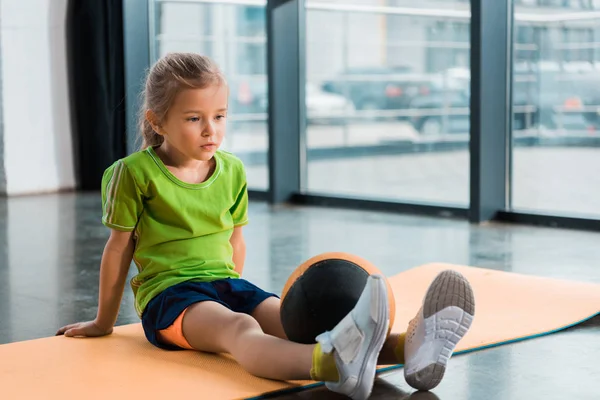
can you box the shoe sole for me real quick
[405,270,475,391]
[348,275,390,400]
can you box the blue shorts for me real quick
[141,278,278,350]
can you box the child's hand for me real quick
[56,321,113,338]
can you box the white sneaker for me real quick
[315,274,390,400]
[404,270,475,391]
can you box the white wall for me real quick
[0,0,75,195]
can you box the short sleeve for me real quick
[101,160,143,231]
[230,162,249,227]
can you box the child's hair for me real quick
[139,53,226,149]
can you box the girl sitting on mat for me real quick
[56,52,475,399]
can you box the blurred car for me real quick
[305,83,355,124]
[408,70,595,135]
[555,71,600,130]
[254,83,355,124]
[320,66,436,118]
[408,90,470,135]
[512,71,594,132]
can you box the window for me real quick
[304,1,471,206]
[511,4,600,217]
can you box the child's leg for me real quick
[250,270,475,392]
[249,290,403,365]
[378,333,406,365]
[181,300,313,380]
[251,295,404,364]
[402,269,475,391]
[185,275,390,400]
[250,297,288,339]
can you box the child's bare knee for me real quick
[230,313,261,337]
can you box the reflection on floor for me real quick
[1,192,599,399]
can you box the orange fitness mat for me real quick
[1,263,599,400]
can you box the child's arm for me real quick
[230,226,246,276]
[94,229,135,330]
[56,229,134,337]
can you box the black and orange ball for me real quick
[280,252,395,344]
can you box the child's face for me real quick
[160,84,228,162]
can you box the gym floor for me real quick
[1,192,599,399]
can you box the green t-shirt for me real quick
[101,146,248,317]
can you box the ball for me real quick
[280,252,395,344]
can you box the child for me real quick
[56,53,475,400]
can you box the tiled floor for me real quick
[1,192,599,399]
